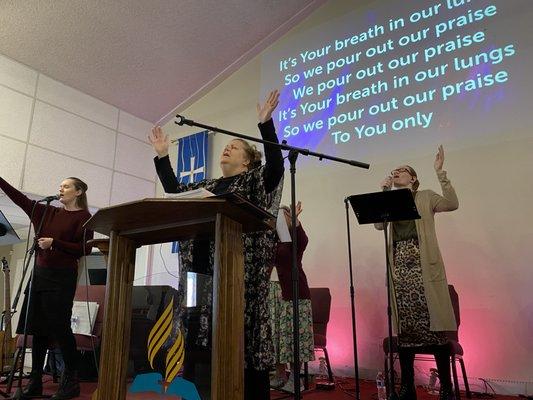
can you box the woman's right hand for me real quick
[380,176,393,191]
[294,201,303,226]
[148,126,169,158]
[294,201,303,217]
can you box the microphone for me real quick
[382,176,392,191]
[37,195,60,203]
[174,115,194,126]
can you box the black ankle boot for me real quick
[439,386,456,400]
[50,370,80,400]
[21,371,43,398]
[398,384,417,400]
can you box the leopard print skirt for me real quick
[392,238,447,348]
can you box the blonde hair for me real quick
[235,139,262,170]
[66,177,89,210]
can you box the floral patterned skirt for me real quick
[392,238,447,348]
[268,281,315,364]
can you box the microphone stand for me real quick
[175,115,369,399]
[287,148,301,397]
[9,198,59,314]
[344,199,361,400]
[383,217,399,400]
[6,199,54,399]
[10,250,33,321]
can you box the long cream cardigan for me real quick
[380,169,459,333]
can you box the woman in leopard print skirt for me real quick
[377,145,459,400]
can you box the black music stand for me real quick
[0,210,21,247]
[347,189,420,400]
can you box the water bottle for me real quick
[316,357,327,382]
[428,368,439,395]
[376,371,387,400]
[71,315,79,332]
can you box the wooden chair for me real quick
[382,285,472,399]
[303,287,334,386]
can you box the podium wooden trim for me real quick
[85,198,273,400]
[212,214,244,398]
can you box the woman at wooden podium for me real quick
[149,90,284,400]
[378,145,459,400]
[0,176,93,400]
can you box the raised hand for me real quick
[294,201,303,217]
[257,90,280,124]
[148,126,170,158]
[434,144,444,171]
[286,201,303,226]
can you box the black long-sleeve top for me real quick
[274,224,311,300]
[154,118,284,195]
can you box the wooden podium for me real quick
[85,197,274,400]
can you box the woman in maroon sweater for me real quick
[0,176,93,400]
[269,202,314,393]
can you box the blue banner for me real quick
[176,131,208,184]
[171,131,209,253]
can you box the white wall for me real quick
[0,52,158,333]
[0,53,156,209]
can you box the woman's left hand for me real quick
[434,144,444,171]
[257,90,280,123]
[37,237,53,250]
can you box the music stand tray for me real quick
[347,188,420,225]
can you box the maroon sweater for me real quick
[274,224,311,301]
[1,177,93,269]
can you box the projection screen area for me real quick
[261,0,532,161]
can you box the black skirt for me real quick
[16,267,77,337]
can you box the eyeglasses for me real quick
[391,168,412,176]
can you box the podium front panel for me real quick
[127,284,212,399]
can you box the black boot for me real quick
[398,348,416,400]
[20,370,43,399]
[439,386,456,400]
[398,384,417,400]
[50,370,80,400]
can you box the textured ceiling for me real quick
[0,0,325,123]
